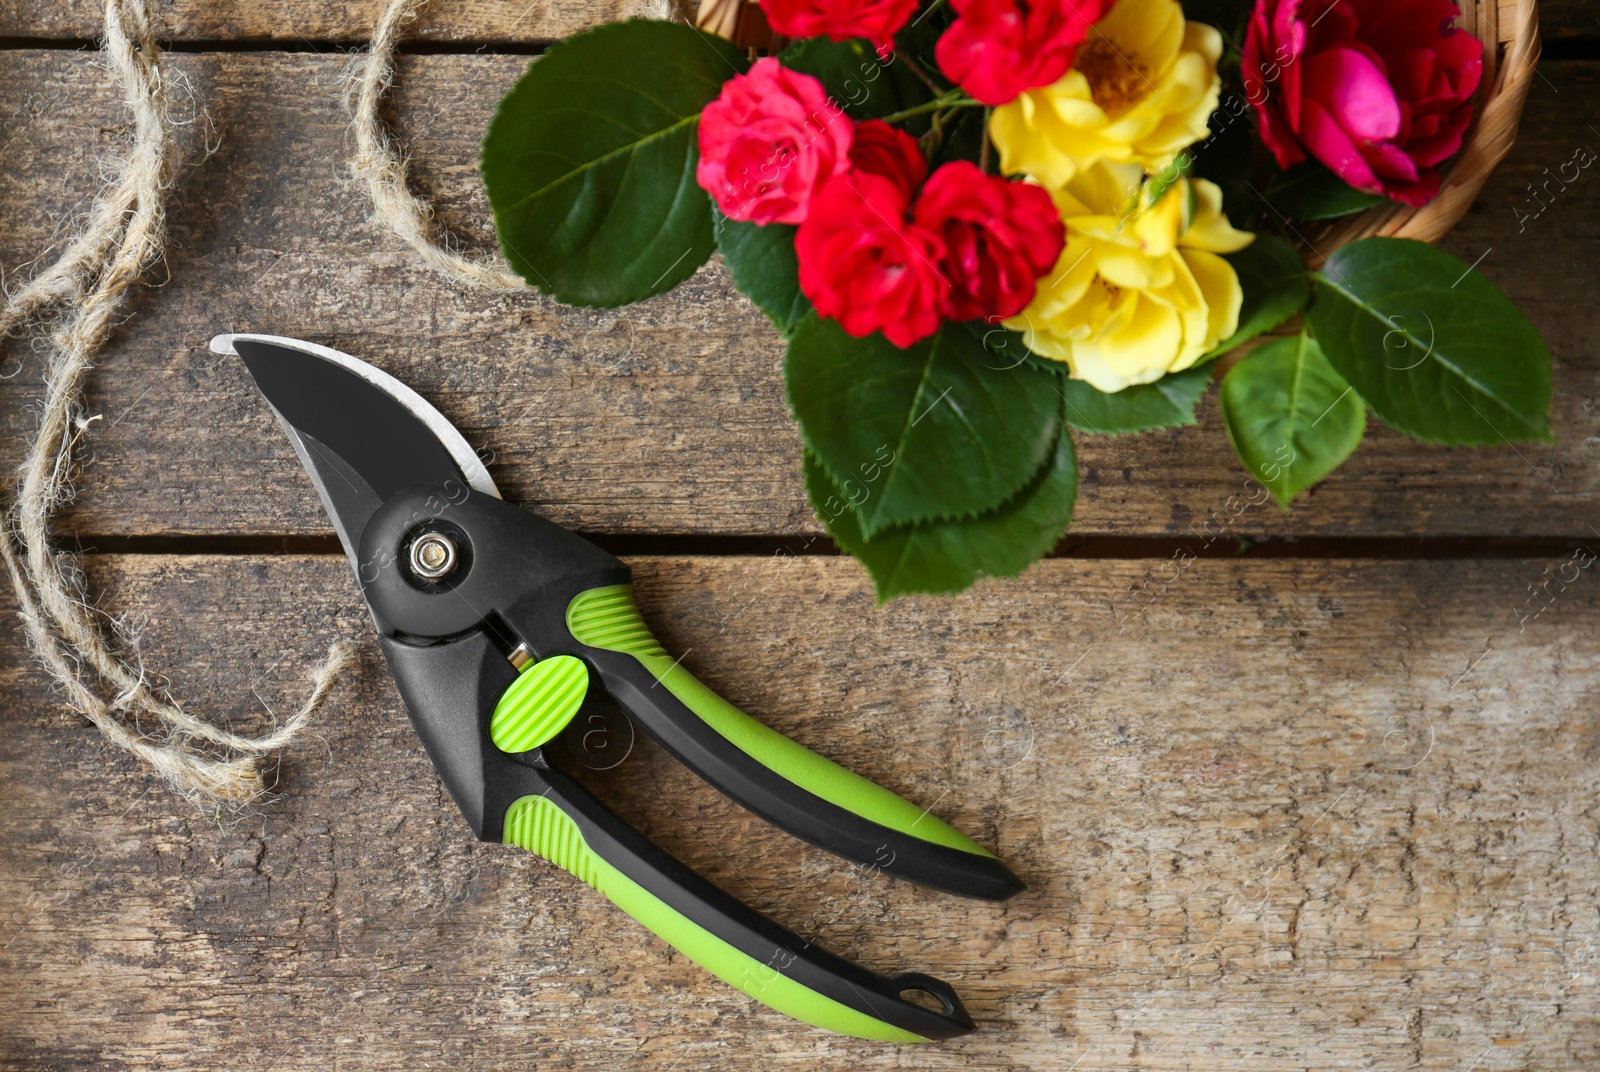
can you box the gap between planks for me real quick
[54,533,1600,560]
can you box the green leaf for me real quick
[1309,237,1552,445]
[1265,164,1388,220]
[779,36,935,130]
[805,429,1078,601]
[962,321,1215,434]
[717,217,809,332]
[786,315,1061,536]
[481,20,746,307]
[1219,333,1365,505]
[963,321,1066,375]
[1207,233,1309,358]
[1059,365,1214,435]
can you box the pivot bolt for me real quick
[409,532,458,581]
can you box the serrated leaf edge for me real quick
[805,422,1077,602]
[789,321,1060,539]
[1060,366,1211,436]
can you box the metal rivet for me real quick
[409,532,457,580]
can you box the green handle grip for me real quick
[565,585,1023,901]
[502,768,974,1040]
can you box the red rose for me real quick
[847,119,927,200]
[912,162,1064,323]
[796,172,949,347]
[758,0,920,55]
[696,58,853,225]
[935,0,1115,107]
[1243,0,1483,205]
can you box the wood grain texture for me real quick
[1,553,1597,1069]
[0,0,1590,43]
[0,0,680,44]
[3,5,1596,1066]
[2,51,1596,541]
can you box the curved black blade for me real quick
[217,334,496,561]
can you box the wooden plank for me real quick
[1,0,1591,44]
[0,52,1596,539]
[2,553,1597,1067]
[0,0,674,45]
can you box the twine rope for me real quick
[350,0,526,289]
[2,0,356,807]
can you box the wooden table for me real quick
[1,4,1596,1068]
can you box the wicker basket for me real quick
[695,0,785,51]
[692,0,1541,268]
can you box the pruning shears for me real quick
[218,333,1022,1041]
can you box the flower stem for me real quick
[920,110,945,159]
[880,91,979,125]
[895,50,945,96]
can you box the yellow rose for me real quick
[989,0,1223,190]
[1003,164,1253,393]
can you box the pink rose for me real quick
[696,58,853,225]
[1243,0,1483,206]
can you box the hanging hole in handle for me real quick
[900,987,948,1014]
[889,972,965,1020]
